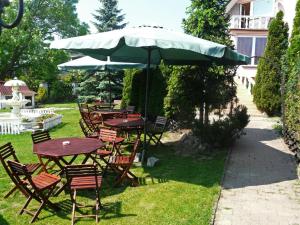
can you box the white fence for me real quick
[21,108,55,116]
[42,114,63,131]
[0,121,21,135]
[230,16,272,30]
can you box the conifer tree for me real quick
[78,0,127,103]
[179,0,236,125]
[92,0,127,32]
[253,11,289,115]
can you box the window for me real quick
[237,37,253,57]
[236,36,267,65]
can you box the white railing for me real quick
[230,16,272,29]
[21,108,55,116]
[42,114,63,130]
[0,121,21,135]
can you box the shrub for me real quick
[35,86,48,103]
[193,105,249,147]
[49,81,75,103]
[253,11,289,115]
[121,68,167,120]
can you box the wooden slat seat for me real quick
[70,176,102,190]
[32,172,61,190]
[109,156,131,165]
[96,150,112,157]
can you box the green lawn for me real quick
[0,103,226,225]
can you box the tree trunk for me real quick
[199,103,204,125]
[204,103,209,125]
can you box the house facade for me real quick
[226,0,297,93]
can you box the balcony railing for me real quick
[230,16,272,30]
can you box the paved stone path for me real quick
[214,80,300,225]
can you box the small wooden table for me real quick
[34,137,104,171]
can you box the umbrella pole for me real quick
[141,48,152,164]
[108,70,112,108]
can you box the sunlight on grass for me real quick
[0,103,226,225]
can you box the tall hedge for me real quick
[121,68,167,120]
[285,0,300,137]
[253,11,289,115]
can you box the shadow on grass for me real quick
[42,199,136,222]
[0,214,9,225]
[139,144,227,188]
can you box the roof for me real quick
[0,83,36,96]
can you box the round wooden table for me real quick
[34,137,104,195]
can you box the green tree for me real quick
[92,0,127,32]
[285,0,300,138]
[169,0,236,125]
[0,0,89,89]
[253,11,289,115]
[121,68,167,119]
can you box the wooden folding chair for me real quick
[65,164,102,225]
[108,139,140,186]
[79,119,99,138]
[7,160,61,223]
[93,129,125,171]
[0,142,40,198]
[146,116,168,146]
[31,131,55,173]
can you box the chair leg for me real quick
[30,201,45,223]
[20,195,33,215]
[4,185,18,198]
[71,190,76,225]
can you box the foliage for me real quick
[35,86,48,103]
[0,0,89,88]
[92,0,127,32]
[36,114,56,122]
[284,0,300,140]
[77,70,123,103]
[193,105,249,147]
[164,66,195,127]
[49,80,75,103]
[285,59,300,135]
[121,68,167,119]
[253,11,289,116]
[179,0,237,125]
[0,103,226,225]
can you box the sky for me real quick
[77,0,191,33]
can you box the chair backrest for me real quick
[126,105,135,113]
[0,143,20,185]
[79,119,95,138]
[31,131,51,144]
[7,160,33,190]
[99,129,117,143]
[154,116,168,129]
[65,164,100,189]
[129,139,140,164]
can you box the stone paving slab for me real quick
[214,80,300,225]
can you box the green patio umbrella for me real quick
[50,25,250,162]
[57,56,146,104]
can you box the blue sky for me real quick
[77,0,191,33]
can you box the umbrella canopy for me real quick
[51,26,250,162]
[51,26,250,65]
[57,56,146,71]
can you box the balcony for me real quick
[230,16,273,30]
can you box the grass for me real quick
[0,103,227,225]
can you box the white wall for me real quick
[275,0,297,34]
